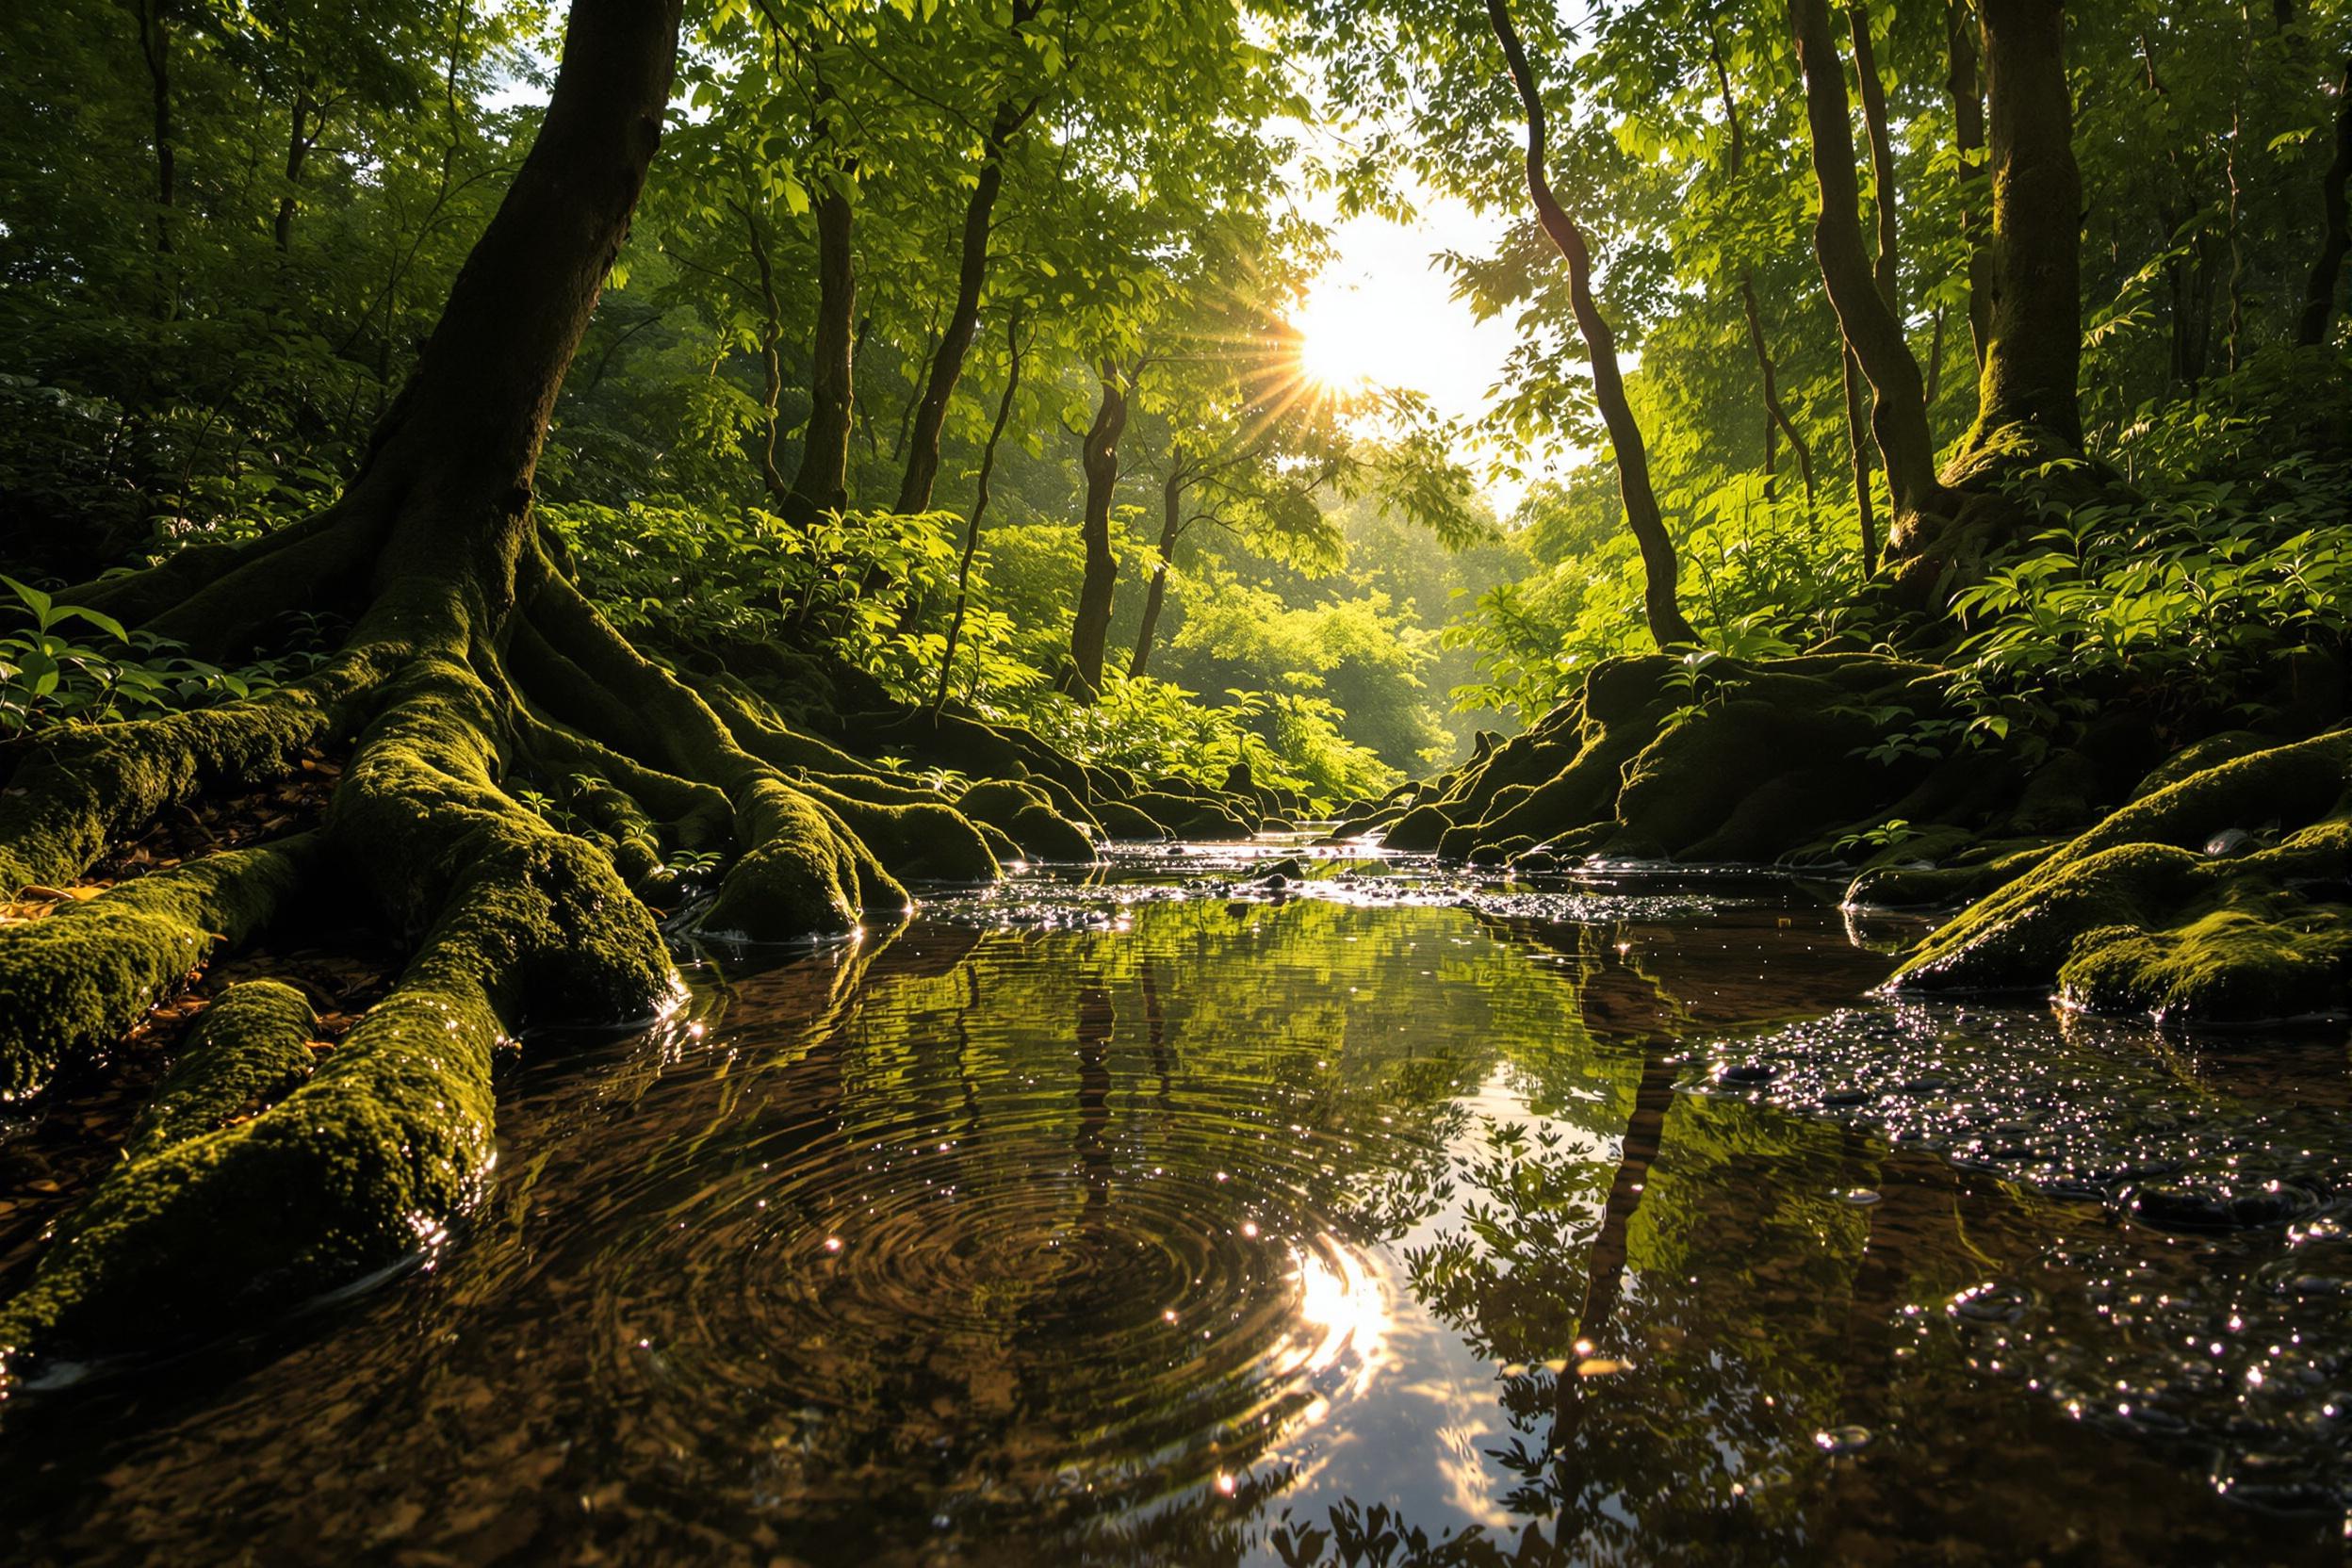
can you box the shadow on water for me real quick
[0,859,2344,1564]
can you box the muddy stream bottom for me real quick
[3,843,2349,1564]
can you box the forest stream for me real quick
[2,840,2346,1566]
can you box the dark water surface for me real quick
[3,846,2348,1564]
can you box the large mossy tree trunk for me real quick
[1062,361,1128,699]
[1952,0,2083,464]
[1486,0,1698,651]
[0,0,996,1368]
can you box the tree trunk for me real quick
[1961,0,2082,454]
[1486,0,1698,649]
[347,0,684,598]
[737,198,792,508]
[1061,361,1128,699]
[2298,57,2352,345]
[936,307,1025,714]
[894,0,1041,515]
[1789,0,1947,543]
[1947,1,1993,368]
[1129,464,1185,678]
[790,143,858,521]
[132,0,174,258]
[1740,279,1816,503]
[274,86,318,253]
[1850,4,1901,314]
[1710,33,1816,506]
[1841,346,1880,574]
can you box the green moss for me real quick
[2056,903,2352,1022]
[0,822,674,1362]
[973,820,1024,863]
[1891,731,2352,1015]
[0,646,391,896]
[1093,799,1169,841]
[1843,838,2055,908]
[1129,791,1255,840]
[703,778,868,940]
[128,979,318,1152]
[1381,802,1456,852]
[0,838,313,1102]
[799,782,1001,885]
[1004,803,1099,863]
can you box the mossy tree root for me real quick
[0,837,316,1102]
[1,533,959,1360]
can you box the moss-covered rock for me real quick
[953,779,1101,863]
[1093,799,1169,842]
[1381,802,1456,852]
[1130,790,1256,840]
[1890,731,2352,1021]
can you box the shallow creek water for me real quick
[4,841,2351,1564]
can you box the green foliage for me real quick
[0,574,305,740]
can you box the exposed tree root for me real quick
[0,837,314,1102]
[0,482,1305,1365]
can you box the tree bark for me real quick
[936,307,1025,714]
[1709,32,1816,506]
[736,198,792,508]
[1061,361,1128,699]
[1487,0,1697,649]
[274,86,318,253]
[131,0,174,258]
[2298,57,2352,346]
[1963,0,2082,452]
[1850,4,1901,314]
[349,0,684,604]
[790,125,858,520]
[1740,280,1816,503]
[1789,0,1947,541]
[1841,346,1880,573]
[1947,1,1993,368]
[1129,462,1187,678]
[894,0,1041,515]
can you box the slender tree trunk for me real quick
[274,86,318,253]
[1851,4,1901,314]
[1925,298,1948,406]
[1964,0,2082,452]
[1841,347,1880,573]
[1487,0,1698,649]
[791,140,858,520]
[1710,32,1815,506]
[1740,280,1816,503]
[2298,57,2352,345]
[736,199,792,509]
[935,308,1024,715]
[895,0,1041,515]
[132,0,174,259]
[1129,464,1186,678]
[1061,361,1127,699]
[1948,1,1993,368]
[1789,0,1946,539]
